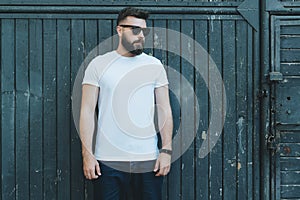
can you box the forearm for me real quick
[80,108,96,156]
[158,111,173,150]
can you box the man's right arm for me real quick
[80,84,101,180]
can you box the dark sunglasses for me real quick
[119,25,150,36]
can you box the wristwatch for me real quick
[159,149,172,155]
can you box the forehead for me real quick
[121,16,147,27]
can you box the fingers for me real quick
[155,165,170,176]
[84,162,101,180]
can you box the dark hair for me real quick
[117,7,149,25]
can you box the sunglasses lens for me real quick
[143,28,150,36]
[131,27,150,36]
[132,28,141,35]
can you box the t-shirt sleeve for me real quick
[82,59,100,87]
[155,65,169,88]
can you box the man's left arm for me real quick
[154,85,173,176]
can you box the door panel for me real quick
[271,15,300,200]
[0,2,260,200]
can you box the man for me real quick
[79,7,173,200]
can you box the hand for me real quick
[82,152,101,180]
[153,153,171,176]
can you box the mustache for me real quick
[133,39,144,44]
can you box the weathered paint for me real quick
[0,0,298,200]
[263,1,300,199]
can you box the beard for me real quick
[121,35,144,55]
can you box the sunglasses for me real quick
[119,25,150,36]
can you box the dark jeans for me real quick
[93,160,163,200]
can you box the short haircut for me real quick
[117,7,149,25]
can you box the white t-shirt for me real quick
[82,51,169,161]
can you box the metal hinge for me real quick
[269,71,283,81]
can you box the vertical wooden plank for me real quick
[236,20,248,200]
[246,24,254,200]
[195,19,209,200]
[181,19,195,200]
[29,18,43,200]
[208,18,223,200]
[112,19,118,51]
[252,26,261,200]
[222,20,237,200]
[84,19,98,200]
[1,19,16,200]
[153,19,168,200]
[57,19,71,200]
[70,19,85,200]
[144,19,153,56]
[153,19,167,80]
[84,19,98,59]
[43,19,57,200]
[167,19,181,200]
[98,20,113,55]
[0,19,2,200]
[15,18,30,200]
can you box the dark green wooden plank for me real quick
[281,25,300,35]
[70,19,85,200]
[84,19,99,200]
[194,19,209,200]
[275,79,300,125]
[281,185,300,198]
[144,19,153,56]
[57,19,71,200]
[281,171,300,184]
[166,19,181,200]
[15,18,30,200]
[84,19,98,57]
[208,18,223,200]
[281,157,300,171]
[180,19,195,200]
[112,20,118,50]
[0,0,239,5]
[252,22,261,200]
[280,143,300,157]
[152,19,167,65]
[222,20,237,200]
[246,24,254,200]
[43,19,57,200]
[236,20,248,200]
[281,131,300,143]
[29,18,43,200]
[98,19,113,55]
[281,63,300,75]
[281,36,300,49]
[152,19,168,200]
[1,19,16,200]
[280,49,300,62]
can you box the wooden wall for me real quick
[0,1,264,199]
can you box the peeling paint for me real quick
[202,131,207,140]
[237,162,242,171]
[237,117,245,154]
[210,15,215,32]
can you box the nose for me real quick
[137,30,145,38]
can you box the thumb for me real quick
[153,159,159,172]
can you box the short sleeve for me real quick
[155,66,169,88]
[82,59,100,87]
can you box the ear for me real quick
[116,26,122,37]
